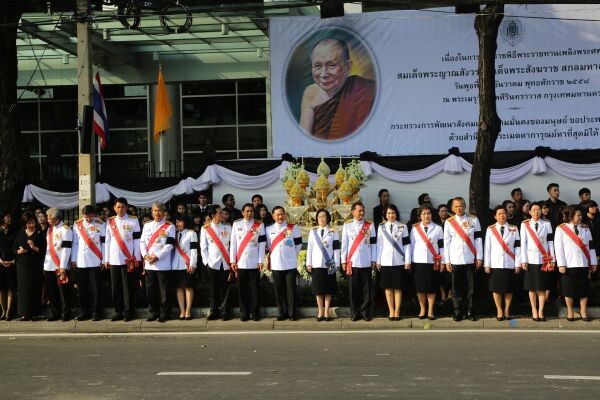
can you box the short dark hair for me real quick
[493,205,507,214]
[81,205,95,215]
[510,188,522,197]
[562,204,581,223]
[502,200,515,207]
[547,183,559,192]
[174,213,191,229]
[579,187,591,196]
[271,205,285,215]
[241,203,254,212]
[252,194,263,202]
[222,193,234,204]
[114,197,128,206]
[582,200,598,213]
[351,201,365,211]
[384,205,398,220]
[316,208,331,224]
[208,205,222,219]
[417,205,433,220]
[437,204,448,212]
[378,189,389,198]
[417,193,429,205]
[198,191,209,198]
[21,211,36,226]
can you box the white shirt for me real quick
[376,221,411,266]
[266,222,302,271]
[554,223,598,269]
[140,219,176,271]
[44,222,73,271]
[443,214,483,264]
[71,218,106,268]
[200,222,231,270]
[410,222,445,264]
[104,214,141,265]
[172,229,198,271]
[341,219,377,268]
[306,225,340,269]
[484,223,521,269]
[229,218,266,269]
[519,218,555,264]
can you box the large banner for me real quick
[270,5,600,156]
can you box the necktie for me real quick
[389,224,392,233]
[575,225,579,236]
[320,229,324,238]
[500,226,505,236]
[424,226,428,233]
[534,222,538,231]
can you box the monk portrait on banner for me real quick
[299,37,375,140]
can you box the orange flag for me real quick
[153,66,172,143]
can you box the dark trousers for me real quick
[272,269,298,319]
[110,265,135,315]
[238,269,260,318]
[145,270,170,318]
[350,268,372,319]
[44,270,71,317]
[77,267,102,317]
[451,264,475,316]
[208,264,230,316]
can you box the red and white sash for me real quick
[235,221,261,263]
[267,224,295,270]
[415,224,442,271]
[560,225,591,268]
[346,221,371,273]
[108,218,136,266]
[448,217,477,257]
[204,225,231,266]
[77,220,102,262]
[523,221,554,271]
[490,225,515,260]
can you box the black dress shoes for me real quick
[47,315,60,322]
[497,316,505,321]
[276,316,288,321]
[111,313,124,322]
[146,314,158,322]
[207,313,219,321]
[240,315,249,322]
[351,316,361,322]
[325,317,333,322]
[75,314,91,321]
[363,316,372,322]
[417,315,427,320]
[317,316,325,322]
[428,316,436,321]
[252,315,260,322]
[123,313,133,322]
[467,314,477,321]
[158,315,168,323]
[19,316,32,322]
[582,317,592,322]
[92,314,102,322]
[61,313,71,322]
[567,317,576,322]
[453,314,462,322]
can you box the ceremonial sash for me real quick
[175,242,191,267]
[204,226,231,266]
[560,225,591,267]
[523,222,554,271]
[235,221,261,263]
[346,221,371,272]
[415,224,442,271]
[490,226,515,260]
[448,217,477,257]
[381,225,405,258]
[267,224,295,269]
[47,226,61,268]
[77,221,103,262]
[313,228,334,269]
[109,218,135,264]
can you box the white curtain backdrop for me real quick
[22,156,600,209]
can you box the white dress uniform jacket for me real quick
[104,215,141,265]
[443,214,483,265]
[200,222,231,270]
[44,222,73,271]
[341,219,377,268]
[140,219,176,271]
[71,218,106,268]
[410,222,445,264]
[484,223,521,269]
[266,222,302,270]
[519,218,555,264]
[172,229,198,271]
[306,225,340,269]
[376,221,411,266]
[229,218,266,269]
[554,223,597,268]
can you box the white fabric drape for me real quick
[22,155,600,209]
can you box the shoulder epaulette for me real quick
[510,224,517,228]
[379,222,386,225]
[95,218,105,224]
[521,219,530,223]
[365,220,372,224]
[488,224,496,228]
[469,213,477,217]
[108,216,116,220]
[201,224,210,229]
[344,219,353,224]
[76,218,83,223]
[558,223,566,227]
[581,223,589,228]
[447,216,455,221]
[234,218,243,222]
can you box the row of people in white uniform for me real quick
[40,197,597,323]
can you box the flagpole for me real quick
[159,63,163,176]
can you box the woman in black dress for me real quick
[0,212,17,320]
[306,209,340,321]
[14,212,45,321]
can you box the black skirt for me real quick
[171,269,196,289]
[413,263,440,293]
[0,264,17,291]
[380,265,405,289]
[311,268,337,295]
[524,264,552,291]
[488,269,516,294]
[560,267,590,298]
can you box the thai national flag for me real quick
[92,72,109,150]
